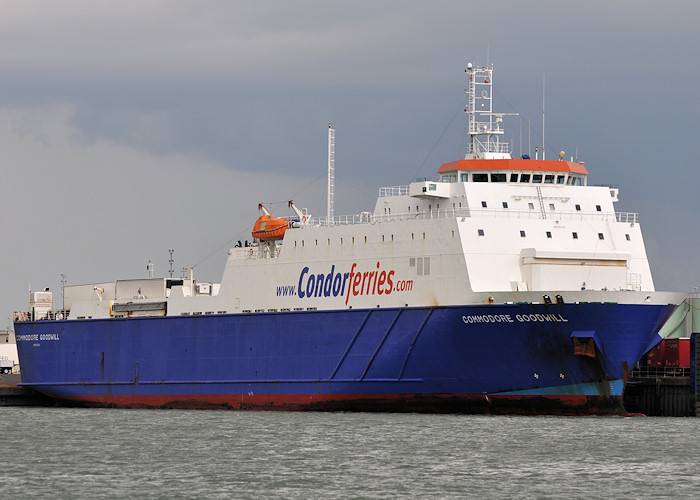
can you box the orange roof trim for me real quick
[437,159,589,175]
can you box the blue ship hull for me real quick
[15,302,674,414]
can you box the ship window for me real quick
[424,257,431,275]
[557,175,565,184]
[391,234,394,242]
[352,237,355,244]
[575,204,581,211]
[572,232,578,239]
[411,233,414,240]
[388,208,391,214]
[315,239,318,246]
[422,232,426,239]
[520,174,531,182]
[364,236,367,243]
[302,240,305,247]
[502,202,508,208]
[533,174,543,183]
[473,173,488,182]
[520,230,526,237]
[510,173,519,182]
[481,201,487,208]
[451,230,454,238]
[461,173,468,182]
[295,240,297,247]
[546,231,552,238]
[459,202,462,208]
[437,204,439,209]
[528,202,534,210]
[596,205,602,212]
[428,204,432,211]
[384,208,387,214]
[549,203,555,211]
[417,257,423,275]
[327,239,330,246]
[441,175,449,182]
[416,206,419,212]
[408,206,411,212]
[478,229,485,236]
[626,233,631,241]
[544,175,554,184]
[429,183,437,191]
[410,258,415,267]
[340,238,343,245]
[598,233,605,240]
[491,173,506,182]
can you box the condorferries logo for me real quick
[276,262,413,304]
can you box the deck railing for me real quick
[305,208,639,227]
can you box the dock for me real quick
[0,374,54,406]
[623,333,700,417]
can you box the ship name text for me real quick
[16,333,61,341]
[462,313,569,324]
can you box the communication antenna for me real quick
[542,74,546,161]
[168,249,174,278]
[327,124,335,222]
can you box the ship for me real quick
[13,62,684,415]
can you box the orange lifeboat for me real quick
[252,203,291,241]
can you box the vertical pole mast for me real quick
[542,74,546,161]
[327,124,335,222]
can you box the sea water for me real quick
[1,408,699,498]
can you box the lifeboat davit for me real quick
[252,204,291,241]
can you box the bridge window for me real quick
[481,201,487,208]
[533,174,543,183]
[520,174,531,182]
[596,205,602,212]
[598,233,605,240]
[572,232,578,239]
[575,204,581,211]
[510,173,519,182]
[557,175,565,184]
[473,173,488,182]
[478,229,485,236]
[520,230,526,237]
[544,175,554,183]
[502,202,508,208]
[546,231,552,238]
[461,173,468,182]
[491,173,506,182]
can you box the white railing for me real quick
[379,185,410,197]
[300,209,639,227]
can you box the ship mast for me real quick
[327,124,335,222]
[464,62,516,160]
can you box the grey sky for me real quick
[1,1,698,325]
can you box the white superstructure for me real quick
[50,63,671,321]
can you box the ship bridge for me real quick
[436,158,589,187]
